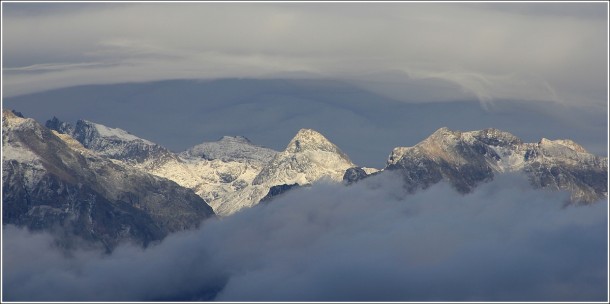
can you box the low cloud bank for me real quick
[3,173,607,301]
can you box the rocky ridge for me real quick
[41,116,608,216]
[349,127,607,203]
[46,118,178,170]
[4,111,215,250]
[208,129,356,215]
[46,118,354,216]
[180,135,278,164]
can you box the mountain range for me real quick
[3,110,214,251]
[2,109,607,249]
[4,79,606,168]
[353,127,607,203]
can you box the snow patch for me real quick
[181,136,277,164]
[88,121,153,144]
[388,147,410,165]
[2,143,43,169]
[362,167,381,175]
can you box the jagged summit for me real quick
[46,118,175,167]
[181,135,277,163]
[75,120,154,144]
[45,116,75,135]
[286,128,345,154]
[472,128,523,147]
[429,126,457,137]
[9,112,607,217]
[389,127,525,166]
[3,111,215,250]
[423,127,522,147]
[3,109,29,125]
[3,109,23,124]
[46,118,155,146]
[252,128,354,186]
[8,109,24,118]
[218,135,251,143]
[377,126,607,202]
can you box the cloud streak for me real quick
[3,173,607,301]
[2,2,607,107]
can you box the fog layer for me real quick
[3,173,607,301]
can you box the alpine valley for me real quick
[2,109,607,249]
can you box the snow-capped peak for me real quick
[428,127,460,139]
[423,127,522,148]
[469,128,522,147]
[539,138,588,154]
[380,126,606,203]
[181,135,278,163]
[286,128,345,154]
[3,109,28,128]
[218,135,251,143]
[252,128,354,186]
[2,110,44,166]
[388,147,410,165]
[78,120,153,145]
[62,119,176,167]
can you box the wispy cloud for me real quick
[2,2,607,106]
[4,62,122,73]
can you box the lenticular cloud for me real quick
[3,173,608,301]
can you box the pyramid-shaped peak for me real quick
[252,128,355,186]
[2,109,30,128]
[423,127,462,143]
[430,127,460,137]
[286,128,339,153]
[295,128,324,138]
[5,109,25,118]
[435,126,453,133]
[3,109,20,120]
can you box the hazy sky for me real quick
[2,2,608,108]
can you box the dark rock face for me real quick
[260,184,300,203]
[385,153,445,193]
[471,128,523,147]
[343,167,371,185]
[47,117,177,168]
[524,159,607,203]
[77,120,177,166]
[45,116,74,135]
[4,111,215,251]
[520,139,607,203]
[2,161,166,250]
[386,129,496,194]
[10,109,24,118]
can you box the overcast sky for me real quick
[2,4,608,300]
[2,2,608,108]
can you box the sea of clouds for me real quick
[3,173,607,301]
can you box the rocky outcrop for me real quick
[349,127,607,203]
[4,111,215,251]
